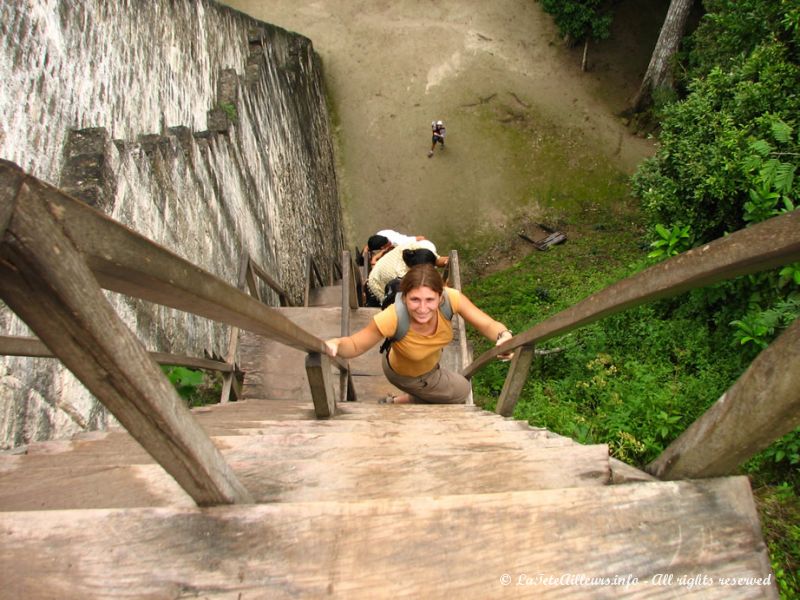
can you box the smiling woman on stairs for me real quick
[325,264,513,404]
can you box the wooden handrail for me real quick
[463,209,800,378]
[0,336,236,373]
[460,208,800,477]
[0,163,253,505]
[0,159,347,505]
[0,162,339,360]
[303,256,326,307]
[249,257,292,307]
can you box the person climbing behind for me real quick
[428,120,446,157]
[359,230,428,267]
[365,240,448,307]
[325,264,514,404]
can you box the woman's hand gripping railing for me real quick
[462,210,800,477]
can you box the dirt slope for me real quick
[222,0,663,253]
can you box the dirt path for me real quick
[223,0,661,253]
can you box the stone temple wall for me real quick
[0,0,342,447]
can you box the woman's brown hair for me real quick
[400,264,444,296]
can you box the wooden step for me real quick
[0,416,575,471]
[0,477,776,598]
[1,427,608,508]
[308,284,345,307]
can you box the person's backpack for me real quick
[379,290,454,354]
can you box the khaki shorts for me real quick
[381,353,470,404]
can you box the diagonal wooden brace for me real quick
[0,171,252,506]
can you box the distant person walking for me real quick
[428,120,446,157]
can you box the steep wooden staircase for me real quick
[0,279,777,598]
[2,162,796,597]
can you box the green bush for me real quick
[161,365,222,408]
[538,0,612,44]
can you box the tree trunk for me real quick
[581,38,589,72]
[630,0,694,112]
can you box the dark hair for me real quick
[402,248,437,268]
[381,277,402,309]
[367,234,390,251]
[400,264,444,296]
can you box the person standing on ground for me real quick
[325,264,514,404]
[428,120,446,157]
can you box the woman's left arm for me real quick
[456,293,514,358]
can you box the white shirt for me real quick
[376,229,418,247]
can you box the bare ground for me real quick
[222,0,665,259]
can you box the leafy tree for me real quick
[631,0,696,112]
[631,43,800,242]
[538,0,613,70]
[683,0,800,82]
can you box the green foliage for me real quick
[730,292,800,349]
[647,223,693,259]
[219,101,238,121]
[752,482,800,598]
[684,0,800,83]
[161,365,222,408]
[630,1,800,390]
[537,0,612,44]
[762,429,800,469]
[631,44,800,243]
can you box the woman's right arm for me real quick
[325,321,384,358]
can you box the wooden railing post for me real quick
[337,250,358,403]
[495,345,536,417]
[0,179,252,506]
[220,253,250,404]
[648,318,800,480]
[305,352,337,418]
[447,250,474,405]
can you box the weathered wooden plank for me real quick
[0,478,775,599]
[495,344,536,417]
[648,318,800,479]
[465,209,800,377]
[249,257,291,306]
[0,444,609,509]
[0,463,194,510]
[0,184,252,506]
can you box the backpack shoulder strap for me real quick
[440,288,454,320]
[379,293,408,354]
[393,292,410,341]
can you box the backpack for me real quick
[379,290,454,354]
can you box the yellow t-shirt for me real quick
[373,288,461,377]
